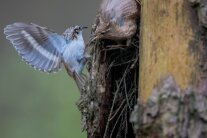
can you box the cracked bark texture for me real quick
[131,0,207,137]
[131,76,207,138]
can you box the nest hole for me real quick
[97,34,139,138]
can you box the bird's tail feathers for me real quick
[73,72,86,91]
[63,62,86,91]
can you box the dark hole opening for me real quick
[99,32,139,137]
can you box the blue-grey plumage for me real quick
[4,22,88,90]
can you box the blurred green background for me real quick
[0,0,99,138]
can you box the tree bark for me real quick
[139,0,202,102]
[130,0,207,138]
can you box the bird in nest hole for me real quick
[4,22,88,90]
[90,0,140,47]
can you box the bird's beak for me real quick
[81,26,88,30]
[88,34,100,46]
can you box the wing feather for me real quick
[4,22,66,73]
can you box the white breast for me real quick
[62,33,85,73]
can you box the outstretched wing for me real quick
[4,22,67,73]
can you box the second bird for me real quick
[95,0,140,40]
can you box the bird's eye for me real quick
[75,29,79,34]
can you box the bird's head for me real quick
[88,22,111,45]
[94,22,111,39]
[63,25,87,40]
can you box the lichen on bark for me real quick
[131,76,207,138]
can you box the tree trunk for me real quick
[139,0,202,102]
[130,0,207,138]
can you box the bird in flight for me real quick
[4,22,88,90]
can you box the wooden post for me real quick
[139,0,201,102]
[129,0,207,137]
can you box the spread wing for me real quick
[100,0,138,24]
[4,22,67,73]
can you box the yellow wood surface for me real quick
[139,0,200,102]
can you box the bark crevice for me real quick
[131,76,207,138]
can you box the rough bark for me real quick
[131,76,207,138]
[130,0,207,138]
[139,0,203,102]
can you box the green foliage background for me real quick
[0,0,99,138]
